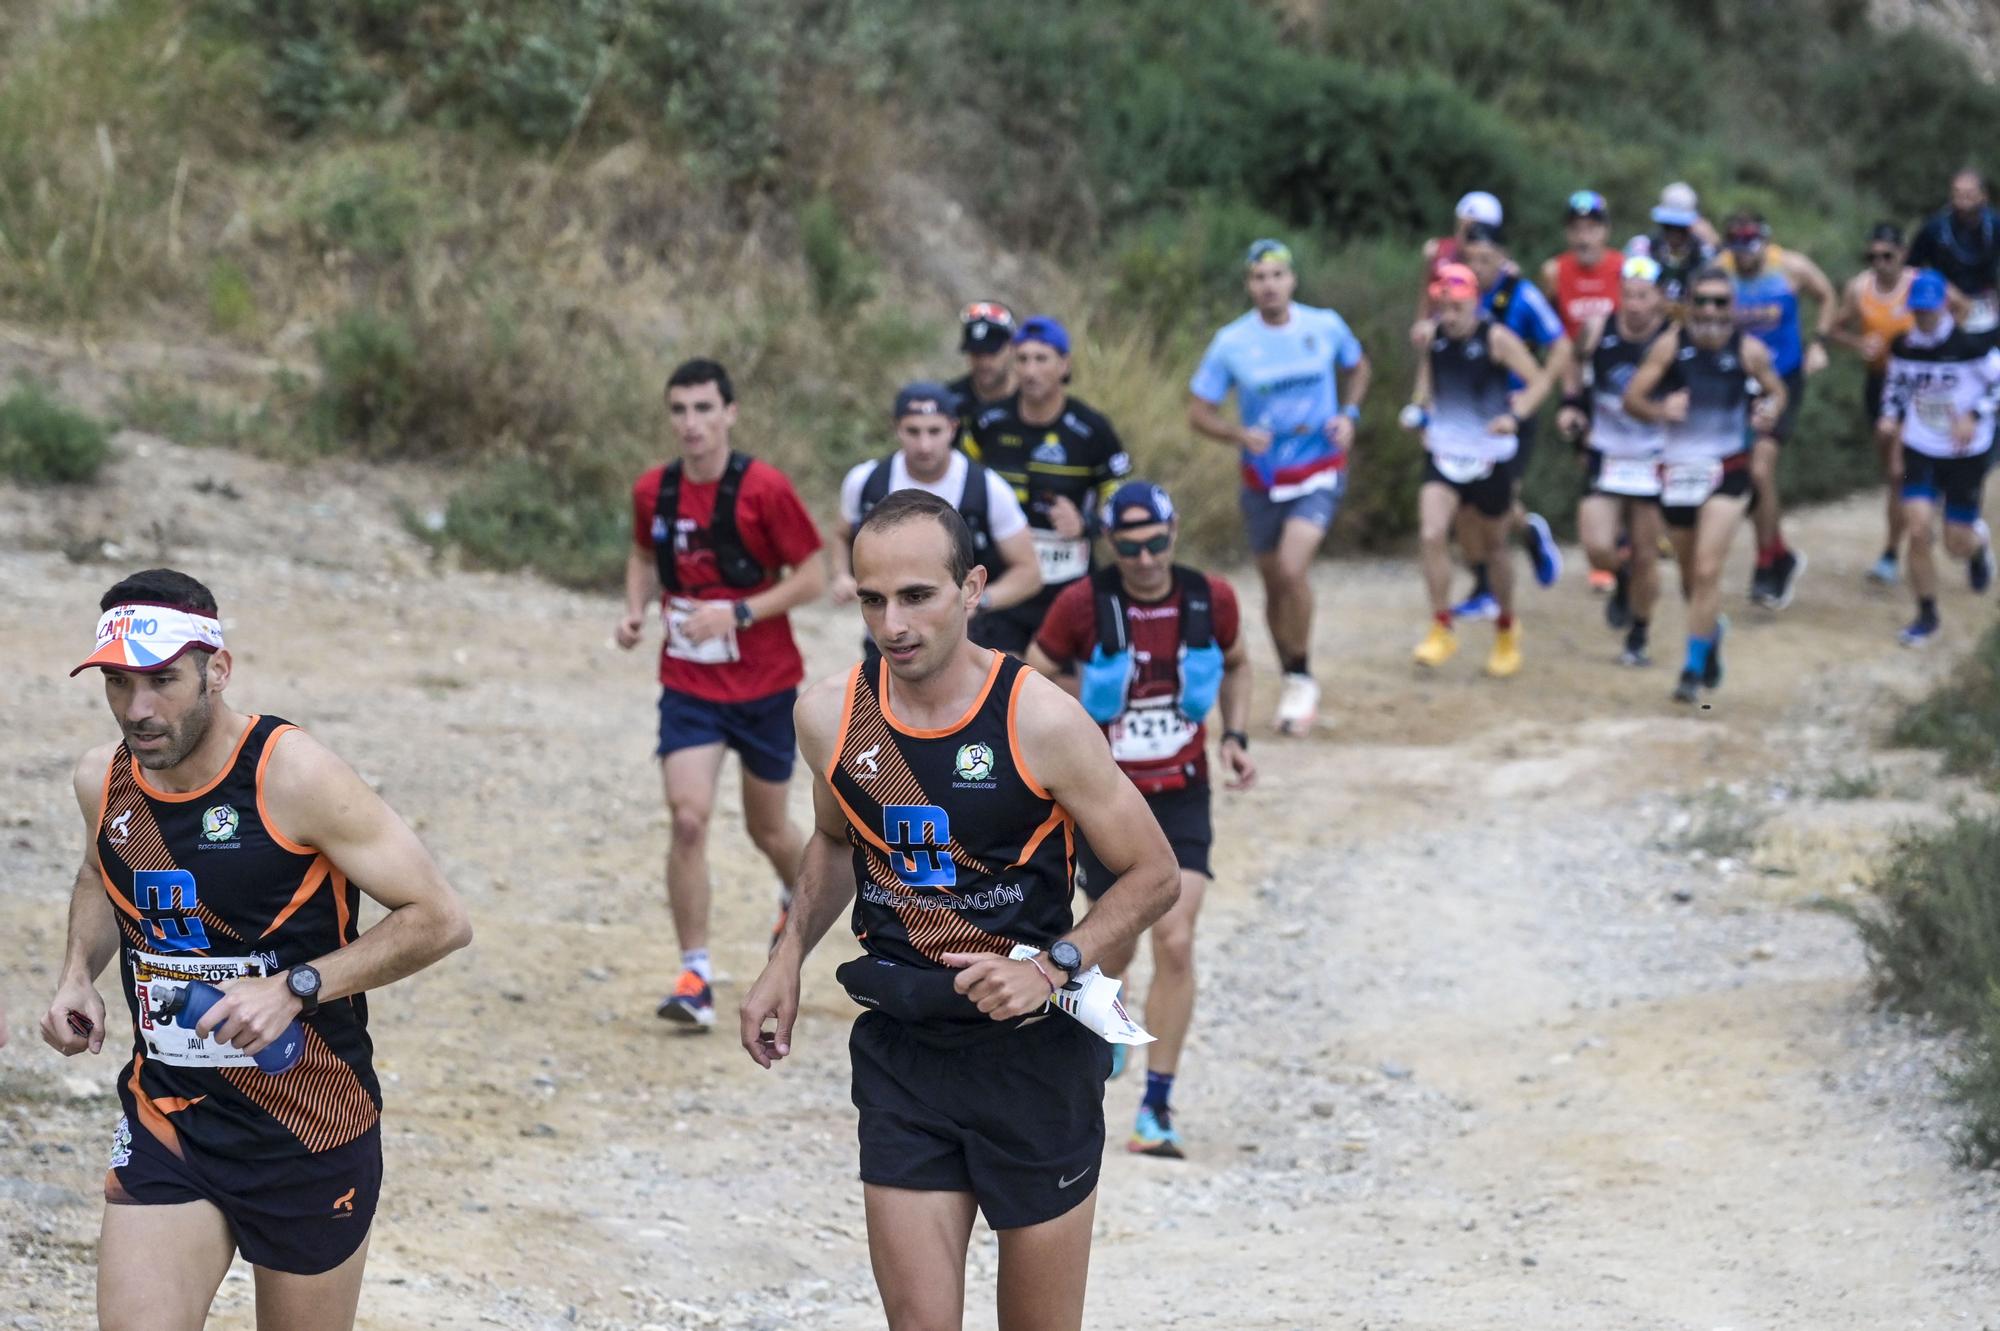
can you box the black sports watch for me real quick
[1048,940,1082,983]
[733,599,755,630]
[1222,729,1250,750]
[285,964,322,1017]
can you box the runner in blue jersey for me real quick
[1188,238,1372,737]
[1721,212,1837,610]
[1455,223,1569,615]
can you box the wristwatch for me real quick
[1048,939,1082,983]
[1222,728,1250,749]
[733,600,755,630]
[285,964,322,1017]
[1339,403,1362,421]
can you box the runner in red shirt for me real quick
[1027,481,1256,1160]
[1542,190,1622,339]
[616,358,827,1028]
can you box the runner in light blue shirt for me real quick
[1188,239,1373,736]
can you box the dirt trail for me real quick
[2,428,1997,1329]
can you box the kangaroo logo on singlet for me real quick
[201,804,239,844]
[882,804,955,888]
[855,744,881,778]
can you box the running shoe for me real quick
[1971,524,1993,593]
[1761,549,1807,610]
[1413,623,1459,668]
[1748,563,1775,605]
[1672,670,1701,705]
[1274,672,1320,736]
[1619,624,1650,668]
[1703,615,1728,690]
[768,889,793,955]
[1451,590,1500,621]
[657,969,715,1028]
[1109,1044,1127,1081]
[1866,553,1900,586]
[1604,565,1631,630]
[1898,616,1940,648]
[1588,567,1616,595]
[1128,1104,1185,1160]
[1524,513,1563,587]
[1485,625,1523,678]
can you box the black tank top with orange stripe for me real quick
[828,653,1076,973]
[98,715,380,1161]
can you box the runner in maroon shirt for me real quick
[616,359,827,1028]
[1027,481,1256,1160]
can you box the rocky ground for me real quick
[2,417,1997,1329]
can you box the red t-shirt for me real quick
[1554,250,1622,339]
[1034,572,1240,793]
[630,457,823,703]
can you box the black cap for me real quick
[1868,221,1905,248]
[959,301,1016,354]
[1463,220,1508,248]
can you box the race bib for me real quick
[1432,452,1495,484]
[1914,394,1958,438]
[1108,697,1197,764]
[1969,294,2000,335]
[132,950,267,1069]
[1598,454,1663,497]
[1033,530,1090,585]
[665,597,740,665]
[1662,459,1723,507]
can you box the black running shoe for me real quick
[1673,670,1701,704]
[1605,565,1632,630]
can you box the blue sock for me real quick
[1685,635,1713,677]
[1143,1070,1175,1113]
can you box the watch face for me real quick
[289,967,319,997]
[1050,942,1082,973]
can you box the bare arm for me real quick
[743,548,829,623]
[1409,339,1435,411]
[1784,250,1839,337]
[1827,275,1870,354]
[1188,393,1258,449]
[984,528,1045,611]
[1538,256,1561,299]
[1744,337,1788,430]
[616,543,661,648]
[1023,640,1082,697]
[195,730,473,1054]
[40,746,119,1056]
[1492,325,1561,419]
[1623,329,1683,422]
[1342,353,1374,411]
[1214,631,1255,790]
[739,677,858,1066]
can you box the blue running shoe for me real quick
[1971,525,1993,593]
[1524,512,1563,588]
[1109,1044,1127,1081]
[1899,616,1940,648]
[1451,590,1501,622]
[1703,616,1727,690]
[1128,1104,1184,1160]
[1867,553,1899,586]
[657,969,715,1029]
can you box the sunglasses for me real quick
[1111,533,1172,558]
[960,301,1013,326]
[1690,294,1733,309]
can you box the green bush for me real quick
[1950,999,2000,1168]
[1809,29,2000,220]
[443,459,631,588]
[0,383,112,484]
[310,308,419,453]
[800,195,875,318]
[1892,623,2000,777]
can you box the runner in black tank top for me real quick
[740,491,1178,1329]
[41,568,471,1326]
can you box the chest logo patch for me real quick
[202,804,240,843]
[954,743,996,782]
[1032,437,1067,465]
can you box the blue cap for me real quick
[1909,269,1949,311]
[1013,316,1070,357]
[1101,481,1175,532]
[893,380,959,420]
[1245,238,1295,268]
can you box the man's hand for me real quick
[1409,319,1436,351]
[196,975,302,1056]
[829,574,859,605]
[1487,412,1520,436]
[1237,425,1274,455]
[1557,405,1588,442]
[739,957,801,1068]
[680,601,737,644]
[1661,390,1691,424]
[940,952,1055,1022]
[1805,341,1830,376]
[1860,333,1886,364]
[1220,736,1257,791]
[614,610,646,650]
[1046,496,1086,539]
[1751,399,1781,433]
[1325,414,1356,449]
[1953,412,1980,449]
[40,976,105,1056]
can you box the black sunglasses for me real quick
[1690,294,1733,309]
[1111,533,1172,558]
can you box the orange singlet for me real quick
[1857,268,1915,369]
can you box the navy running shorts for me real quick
[105,1113,381,1276]
[1239,480,1342,555]
[850,1010,1109,1231]
[1078,782,1211,899]
[1902,450,1993,526]
[656,685,797,782]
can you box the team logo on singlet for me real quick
[201,804,240,843]
[1032,437,1067,464]
[954,743,995,783]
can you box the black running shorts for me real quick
[1422,454,1518,518]
[850,1010,1110,1230]
[106,1112,381,1275]
[1078,782,1211,899]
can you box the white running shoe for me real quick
[1274,672,1320,736]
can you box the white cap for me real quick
[1454,190,1504,227]
[1651,181,1700,228]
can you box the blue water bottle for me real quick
[161,980,305,1074]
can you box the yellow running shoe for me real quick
[1413,622,1458,668]
[1486,624,1522,678]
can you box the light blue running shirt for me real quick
[1190,303,1364,494]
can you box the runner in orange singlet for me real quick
[1833,223,1917,582]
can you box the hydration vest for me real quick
[1078,565,1225,726]
[653,451,767,594]
[855,454,999,568]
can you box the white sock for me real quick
[681,948,711,983]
